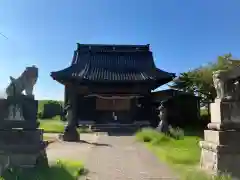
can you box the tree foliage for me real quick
[170,53,239,105]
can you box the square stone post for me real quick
[200,99,240,178]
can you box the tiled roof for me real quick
[151,89,201,103]
[51,44,175,85]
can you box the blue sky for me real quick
[0,0,240,100]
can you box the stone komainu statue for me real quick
[5,66,38,97]
[213,65,240,101]
[156,100,170,133]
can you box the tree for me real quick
[170,54,239,109]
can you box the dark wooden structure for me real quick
[50,43,175,140]
[152,89,201,127]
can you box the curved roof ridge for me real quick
[51,43,176,88]
[77,43,150,48]
[77,43,150,52]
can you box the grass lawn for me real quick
[39,119,92,134]
[135,128,232,180]
[39,119,65,133]
[0,159,86,180]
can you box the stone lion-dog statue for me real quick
[5,66,38,98]
[213,65,240,101]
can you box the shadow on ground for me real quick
[107,131,136,136]
[1,165,88,180]
[78,140,112,147]
[44,140,57,147]
[93,127,140,136]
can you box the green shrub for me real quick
[51,115,61,120]
[136,126,184,142]
[200,108,209,116]
[42,103,62,119]
[135,128,171,144]
[38,100,63,119]
[151,135,171,145]
[200,108,211,128]
[136,126,233,180]
[169,127,184,140]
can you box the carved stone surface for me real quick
[0,96,38,129]
[204,130,240,146]
[213,66,240,101]
[6,104,25,121]
[210,100,240,124]
[0,66,48,172]
[156,103,169,133]
[5,150,47,168]
[0,99,7,123]
[208,122,240,131]
[5,66,38,97]
[201,100,240,178]
[200,146,218,172]
[200,67,240,179]
[0,129,43,145]
[0,129,47,169]
[200,140,240,178]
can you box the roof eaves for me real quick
[76,43,150,52]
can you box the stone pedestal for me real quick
[0,129,47,168]
[200,100,240,179]
[0,96,48,172]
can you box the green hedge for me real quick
[38,100,64,119]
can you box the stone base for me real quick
[0,150,48,169]
[36,150,49,167]
[0,129,48,171]
[204,130,240,146]
[60,126,79,142]
[208,122,240,131]
[0,129,46,154]
[0,129,43,145]
[200,130,240,179]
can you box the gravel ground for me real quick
[45,132,178,180]
[82,134,178,180]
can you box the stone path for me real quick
[46,133,178,180]
[82,134,178,180]
[46,133,99,163]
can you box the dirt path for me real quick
[46,133,100,163]
[82,134,178,180]
[46,132,178,180]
